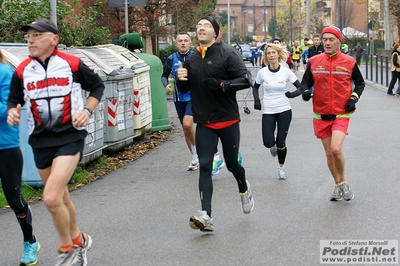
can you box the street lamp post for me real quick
[228,0,231,44]
[338,0,342,30]
[272,0,276,38]
[290,0,292,46]
[263,0,266,41]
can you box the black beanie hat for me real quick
[198,16,220,38]
[272,37,281,43]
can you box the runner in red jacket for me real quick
[300,26,365,202]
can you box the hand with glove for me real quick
[302,89,312,101]
[286,89,301,98]
[204,78,221,92]
[285,91,294,98]
[345,98,356,112]
[254,98,261,110]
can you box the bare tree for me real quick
[340,1,355,29]
[389,0,400,42]
[80,0,216,54]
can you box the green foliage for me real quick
[268,16,277,38]
[0,0,111,46]
[159,45,178,66]
[57,0,111,46]
[0,184,6,208]
[219,10,228,26]
[174,0,217,34]
[371,40,385,54]
[72,166,86,184]
[0,0,51,43]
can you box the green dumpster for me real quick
[134,53,172,132]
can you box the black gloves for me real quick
[345,99,356,112]
[204,78,221,92]
[285,91,293,98]
[302,89,312,101]
[286,90,301,98]
[254,99,261,110]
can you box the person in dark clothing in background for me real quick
[234,41,242,55]
[307,34,324,59]
[353,42,364,66]
[388,43,400,95]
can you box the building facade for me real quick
[215,0,398,44]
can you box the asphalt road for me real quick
[1,68,399,266]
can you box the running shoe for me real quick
[270,145,277,157]
[187,152,199,171]
[54,250,77,266]
[338,181,354,201]
[20,237,40,266]
[189,210,214,232]
[330,185,343,201]
[75,233,92,266]
[240,180,254,214]
[212,157,225,175]
[277,166,287,180]
[238,151,243,165]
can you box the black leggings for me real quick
[262,110,292,165]
[388,70,400,92]
[0,147,34,242]
[196,122,247,217]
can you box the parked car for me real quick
[159,42,170,49]
[241,44,252,62]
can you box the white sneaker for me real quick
[240,180,254,214]
[188,153,199,171]
[277,166,287,180]
[189,210,214,232]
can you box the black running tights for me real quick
[261,110,292,165]
[195,122,247,217]
[0,147,34,242]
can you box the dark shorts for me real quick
[174,101,192,124]
[32,139,84,169]
[293,59,300,63]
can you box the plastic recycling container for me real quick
[19,107,43,187]
[134,52,172,132]
[99,44,153,137]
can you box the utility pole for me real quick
[125,0,129,34]
[366,0,369,56]
[383,0,392,49]
[290,0,293,46]
[50,0,57,27]
[228,0,231,44]
[273,0,276,38]
[338,0,342,30]
[306,0,310,38]
[263,0,266,41]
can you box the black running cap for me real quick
[21,19,58,34]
